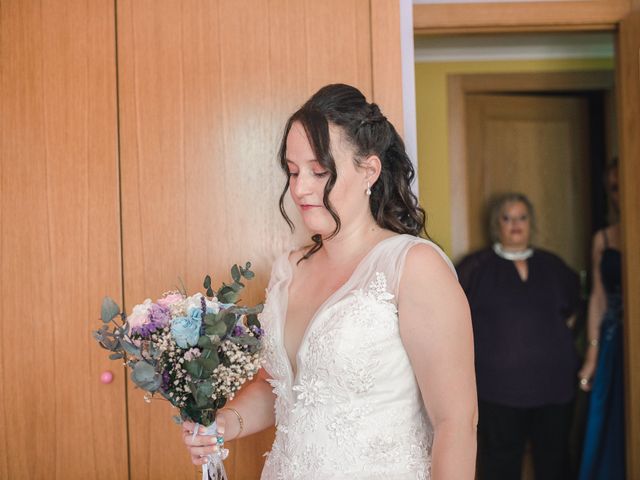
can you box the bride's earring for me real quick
[365,181,371,196]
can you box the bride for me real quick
[182,84,477,479]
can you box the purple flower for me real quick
[232,325,244,337]
[131,320,163,338]
[161,370,171,391]
[150,303,170,327]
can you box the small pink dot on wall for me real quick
[100,370,114,384]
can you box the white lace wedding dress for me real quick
[259,234,456,480]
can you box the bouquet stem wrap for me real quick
[193,421,228,480]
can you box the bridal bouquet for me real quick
[93,263,264,480]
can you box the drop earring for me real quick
[366,181,371,196]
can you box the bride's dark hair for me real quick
[278,83,428,261]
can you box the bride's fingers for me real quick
[182,421,196,434]
[183,431,217,447]
[189,444,218,458]
[191,454,209,466]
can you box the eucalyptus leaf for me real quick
[203,275,212,289]
[197,335,213,349]
[221,312,238,336]
[195,383,214,407]
[131,361,161,391]
[231,265,241,283]
[185,360,205,379]
[220,289,239,304]
[200,348,214,359]
[101,297,120,323]
[242,269,255,279]
[195,389,210,408]
[247,313,260,328]
[188,382,198,397]
[121,340,141,357]
[109,352,124,360]
[230,335,259,346]
[200,355,219,372]
[205,320,227,337]
[203,313,217,326]
[198,382,214,397]
[206,287,214,298]
[98,337,118,351]
[231,305,263,316]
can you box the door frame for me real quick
[413,3,639,476]
[414,0,633,34]
[447,70,615,259]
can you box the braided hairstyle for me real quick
[278,84,428,261]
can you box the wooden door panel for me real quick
[0,1,127,478]
[466,94,591,272]
[117,1,375,478]
[617,9,640,478]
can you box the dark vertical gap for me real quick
[112,1,132,479]
[588,91,608,233]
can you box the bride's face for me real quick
[285,121,370,236]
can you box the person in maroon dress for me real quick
[457,192,580,480]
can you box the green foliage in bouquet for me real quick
[93,263,264,426]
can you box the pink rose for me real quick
[157,292,184,308]
[127,299,152,330]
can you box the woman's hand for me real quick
[578,358,597,392]
[181,415,226,466]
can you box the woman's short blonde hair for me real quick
[488,192,536,243]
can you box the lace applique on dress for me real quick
[264,438,323,480]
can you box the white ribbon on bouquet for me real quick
[192,421,229,480]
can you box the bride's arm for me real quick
[182,368,276,465]
[398,244,478,479]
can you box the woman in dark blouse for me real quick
[457,193,580,480]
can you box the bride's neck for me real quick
[319,222,387,264]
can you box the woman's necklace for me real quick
[493,242,533,261]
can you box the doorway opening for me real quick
[414,30,620,480]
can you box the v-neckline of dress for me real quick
[279,234,401,384]
[512,259,530,283]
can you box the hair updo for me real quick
[278,83,428,260]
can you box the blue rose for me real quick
[188,306,204,323]
[170,313,202,349]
